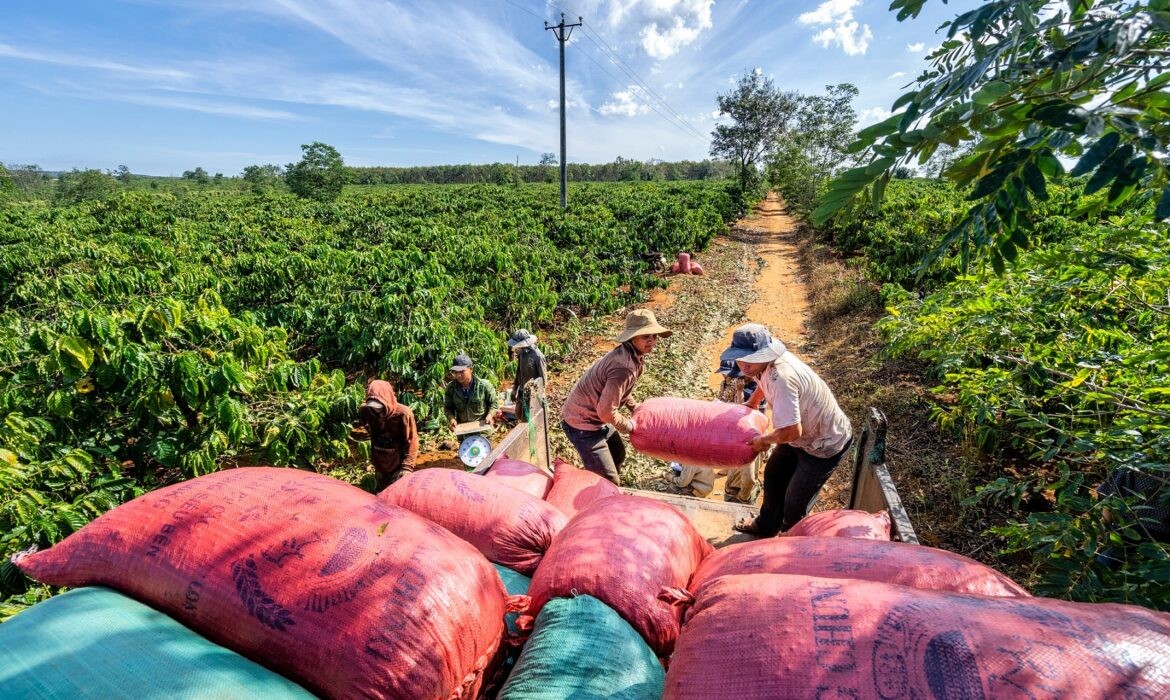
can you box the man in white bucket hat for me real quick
[560,309,672,485]
[722,323,853,535]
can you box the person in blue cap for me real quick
[444,353,498,431]
[720,323,853,535]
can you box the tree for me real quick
[285,142,348,201]
[113,165,133,183]
[816,0,1170,274]
[538,152,558,167]
[241,164,282,194]
[3,163,46,196]
[767,84,860,212]
[182,167,210,185]
[710,70,800,198]
[0,163,16,200]
[54,169,119,205]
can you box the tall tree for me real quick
[768,83,859,213]
[241,164,282,194]
[816,0,1170,273]
[710,70,800,198]
[286,142,348,201]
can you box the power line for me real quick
[578,26,708,142]
[574,44,707,144]
[542,0,708,141]
[503,0,709,146]
[500,0,543,21]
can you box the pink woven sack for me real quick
[543,458,621,520]
[783,508,891,539]
[688,536,1029,601]
[380,468,567,576]
[666,573,1170,699]
[630,397,769,468]
[484,458,554,499]
[13,467,508,700]
[524,495,712,657]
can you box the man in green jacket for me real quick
[444,353,498,431]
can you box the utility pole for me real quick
[546,12,582,210]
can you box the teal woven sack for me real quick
[493,563,531,635]
[499,594,664,700]
[0,587,314,699]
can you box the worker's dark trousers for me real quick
[755,438,853,536]
[561,421,626,486]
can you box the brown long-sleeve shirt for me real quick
[561,342,644,434]
[362,380,419,469]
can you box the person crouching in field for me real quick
[358,380,419,490]
[560,310,671,485]
[723,324,853,536]
[444,353,498,431]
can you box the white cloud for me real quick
[906,42,925,53]
[797,0,872,55]
[858,106,892,124]
[599,86,650,117]
[887,71,907,80]
[577,0,714,59]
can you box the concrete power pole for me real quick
[545,12,581,210]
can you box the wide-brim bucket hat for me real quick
[507,329,537,349]
[720,323,786,365]
[615,309,672,342]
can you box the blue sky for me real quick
[1,0,977,176]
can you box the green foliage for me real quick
[241,164,283,194]
[767,84,860,214]
[711,70,800,202]
[181,167,210,185]
[0,164,16,200]
[817,0,1170,276]
[879,214,1170,607]
[350,158,734,184]
[285,142,348,202]
[53,169,120,206]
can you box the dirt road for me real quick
[701,192,809,392]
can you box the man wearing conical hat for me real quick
[560,309,672,485]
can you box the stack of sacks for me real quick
[522,495,712,657]
[13,467,511,700]
[381,469,568,575]
[783,508,892,540]
[0,586,313,698]
[480,564,534,697]
[630,397,770,469]
[485,458,554,499]
[669,252,704,275]
[687,536,1030,600]
[543,458,621,520]
[665,573,1170,699]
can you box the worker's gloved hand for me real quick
[747,435,770,453]
[449,418,457,431]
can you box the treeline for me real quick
[1,156,737,204]
[350,158,734,185]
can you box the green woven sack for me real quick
[499,594,664,700]
[0,587,314,699]
[493,563,531,636]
